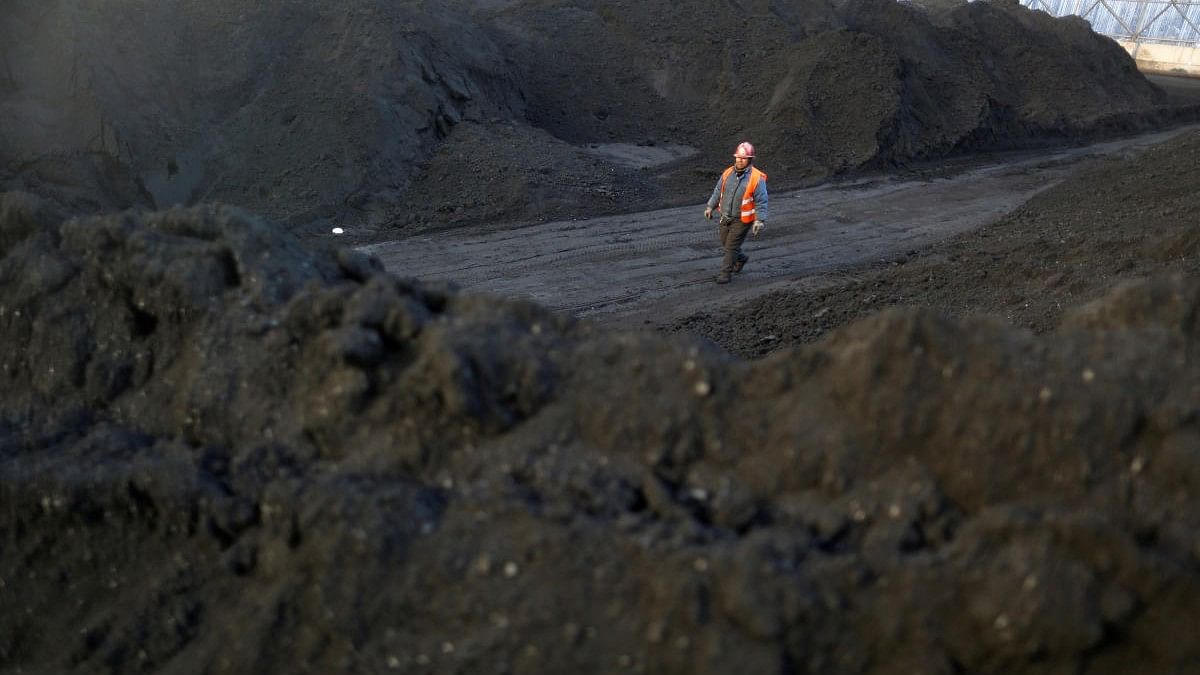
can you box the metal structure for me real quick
[1021,0,1200,47]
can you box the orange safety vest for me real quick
[717,166,767,223]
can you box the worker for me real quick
[704,141,768,284]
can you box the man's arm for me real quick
[753,178,768,222]
[750,176,768,235]
[707,177,723,210]
[704,176,723,220]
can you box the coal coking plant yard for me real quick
[4,0,1200,673]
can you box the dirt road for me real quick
[362,124,1200,327]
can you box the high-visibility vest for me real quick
[718,166,767,223]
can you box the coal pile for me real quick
[3,0,1189,239]
[6,1,1200,672]
[4,194,1200,673]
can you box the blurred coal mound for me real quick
[4,193,1200,673]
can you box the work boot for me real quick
[715,272,731,284]
[733,254,749,273]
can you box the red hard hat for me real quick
[733,141,755,159]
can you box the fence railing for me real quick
[1022,0,1200,47]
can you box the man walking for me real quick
[704,141,768,284]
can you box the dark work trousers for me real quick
[718,217,751,274]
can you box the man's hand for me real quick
[704,207,713,220]
[752,219,764,236]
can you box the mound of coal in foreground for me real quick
[4,193,1200,674]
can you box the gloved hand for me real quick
[704,206,713,220]
[752,219,764,236]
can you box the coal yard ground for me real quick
[5,1,1200,673]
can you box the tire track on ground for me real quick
[364,126,1200,324]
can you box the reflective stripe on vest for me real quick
[718,166,767,223]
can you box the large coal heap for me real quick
[2,0,1183,237]
[6,1,1200,672]
[4,192,1200,673]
